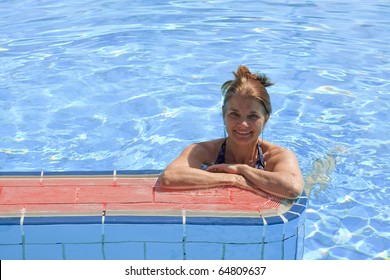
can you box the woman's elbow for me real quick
[159,170,172,189]
[287,179,304,199]
[159,169,179,189]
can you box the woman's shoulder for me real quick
[184,138,224,158]
[261,139,282,151]
[261,139,302,178]
[192,138,225,153]
[179,138,225,166]
[261,140,296,159]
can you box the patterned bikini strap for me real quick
[215,139,264,169]
[214,139,227,164]
[255,142,265,170]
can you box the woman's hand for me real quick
[205,163,242,174]
[205,163,249,190]
[205,164,269,196]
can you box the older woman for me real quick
[160,65,304,199]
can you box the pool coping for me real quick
[0,170,307,226]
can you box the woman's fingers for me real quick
[206,164,240,174]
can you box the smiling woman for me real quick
[160,66,304,199]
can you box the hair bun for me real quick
[236,65,253,78]
[235,65,274,87]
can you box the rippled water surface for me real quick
[1,0,389,259]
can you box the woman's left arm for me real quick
[206,147,304,199]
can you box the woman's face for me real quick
[223,95,268,145]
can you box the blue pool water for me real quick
[0,0,389,259]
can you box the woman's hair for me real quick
[221,65,274,117]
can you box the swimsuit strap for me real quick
[214,139,227,164]
[255,142,265,170]
[214,139,265,170]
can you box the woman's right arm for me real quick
[159,143,240,189]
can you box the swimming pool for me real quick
[0,0,389,259]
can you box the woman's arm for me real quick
[160,141,304,199]
[206,147,304,199]
[159,142,240,189]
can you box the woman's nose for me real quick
[237,118,249,127]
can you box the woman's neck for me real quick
[225,138,259,166]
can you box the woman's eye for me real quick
[230,112,239,118]
[248,114,259,120]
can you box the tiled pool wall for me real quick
[0,171,307,260]
[0,202,307,260]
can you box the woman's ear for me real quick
[264,115,270,126]
[261,116,269,131]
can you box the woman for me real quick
[160,65,304,199]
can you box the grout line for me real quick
[20,207,26,227]
[182,209,187,260]
[102,209,106,225]
[294,203,306,208]
[113,170,117,187]
[143,242,147,260]
[101,207,106,260]
[40,171,44,186]
[20,207,26,259]
[294,221,300,260]
[75,187,80,203]
[288,210,301,216]
[182,209,186,226]
[260,214,267,260]
[228,188,233,203]
[279,213,288,224]
[62,243,66,260]
[279,214,288,260]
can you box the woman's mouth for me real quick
[234,130,252,136]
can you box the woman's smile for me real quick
[233,129,253,136]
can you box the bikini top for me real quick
[208,139,265,170]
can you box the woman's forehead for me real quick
[226,95,266,113]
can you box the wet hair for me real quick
[221,65,274,117]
